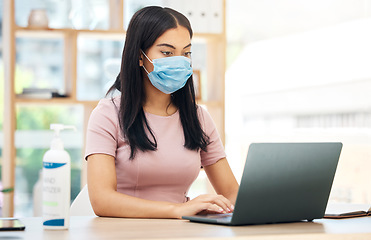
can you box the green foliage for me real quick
[16,148,44,194]
[14,65,34,94]
[0,64,35,129]
[16,147,81,201]
[16,105,82,130]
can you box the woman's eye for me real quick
[184,52,192,57]
[161,51,173,56]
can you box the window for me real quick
[15,36,65,94]
[15,0,109,30]
[77,35,123,100]
[226,0,371,204]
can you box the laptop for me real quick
[182,142,342,226]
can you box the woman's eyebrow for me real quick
[156,43,192,49]
[183,43,192,49]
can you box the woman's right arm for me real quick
[87,153,233,219]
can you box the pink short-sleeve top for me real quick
[85,97,226,203]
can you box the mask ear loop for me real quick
[142,65,150,74]
[141,50,153,63]
[141,50,152,74]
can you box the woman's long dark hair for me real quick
[108,6,209,159]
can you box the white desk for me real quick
[1,216,371,239]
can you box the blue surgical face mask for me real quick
[141,50,193,94]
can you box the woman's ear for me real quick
[139,53,144,67]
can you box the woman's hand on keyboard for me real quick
[171,194,234,219]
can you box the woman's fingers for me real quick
[195,194,234,213]
[204,203,225,213]
[173,194,235,218]
[211,197,233,213]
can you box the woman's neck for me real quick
[143,80,177,116]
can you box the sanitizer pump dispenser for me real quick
[42,124,76,230]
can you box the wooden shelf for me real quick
[15,26,224,40]
[14,98,221,108]
[15,96,100,107]
[15,97,73,104]
[197,100,223,107]
[15,26,125,34]
[15,26,125,40]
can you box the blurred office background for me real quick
[225,0,371,205]
[0,0,370,216]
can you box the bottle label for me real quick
[43,219,65,227]
[42,161,70,227]
[43,162,66,169]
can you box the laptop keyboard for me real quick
[204,213,233,219]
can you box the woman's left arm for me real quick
[203,158,239,205]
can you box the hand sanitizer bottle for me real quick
[42,124,76,230]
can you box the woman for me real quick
[85,6,239,219]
